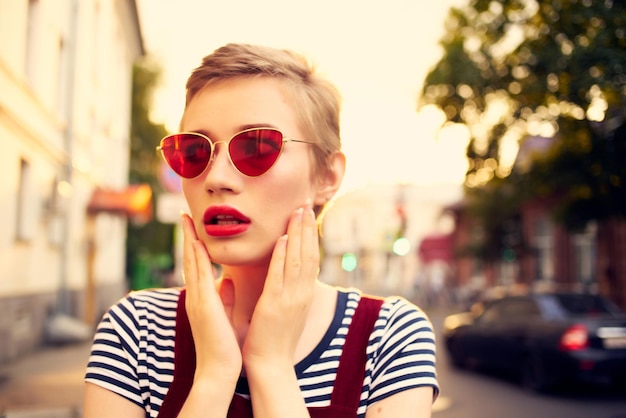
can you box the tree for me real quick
[127,56,175,288]
[129,57,169,186]
[420,0,625,241]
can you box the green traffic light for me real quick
[341,253,357,272]
[393,237,411,256]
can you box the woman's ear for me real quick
[313,151,346,206]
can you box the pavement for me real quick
[0,339,92,418]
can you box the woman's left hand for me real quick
[242,199,319,370]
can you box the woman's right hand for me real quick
[181,212,242,385]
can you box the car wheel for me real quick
[520,353,551,393]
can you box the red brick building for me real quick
[445,199,626,311]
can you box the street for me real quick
[428,308,626,418]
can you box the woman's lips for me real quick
[203,206,251,237]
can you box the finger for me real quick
[192,239,217,300]
[283,206,304,281]
[264,234,288,294]
[300,199,320,279]
[181,212,199,289]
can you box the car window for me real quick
[505,298,541,319]
[536,296,565,320]
[553,294,621,316]
[478,298,540,324]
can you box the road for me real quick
[428,308,626,418]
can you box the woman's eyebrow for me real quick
[186,124,280,139]
[238,123,279,131]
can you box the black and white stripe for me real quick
[86,287,438,417]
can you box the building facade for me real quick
[0,0,143,363]
[446,197,626,311]
[320,183,460,299]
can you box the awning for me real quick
[418,233,453,264]
[87,184,153,224]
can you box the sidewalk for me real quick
[0,340,92,418]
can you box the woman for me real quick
[84,43,438,418]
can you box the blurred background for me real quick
[1,0,625,416]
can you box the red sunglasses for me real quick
[157,127,315,178]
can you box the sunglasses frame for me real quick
[156,127,316,178]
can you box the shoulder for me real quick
[359,294,439,402]
[113,287,181,309]
[104,287,182,327]
[93,288,182,362]
[125,286,182,304]
[345,290,436,356]
[379,295,432,328]
[376,295,435,346]
[341,289,433,331]
[87,288,181,409]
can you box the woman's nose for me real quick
[203,142,241,193]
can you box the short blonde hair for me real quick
[184,43,342,179]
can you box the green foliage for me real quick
[421,0,626,259]
[127,56,175,286]
[465,175,525,260]
[129,56,169,187]
[525,116,626,230]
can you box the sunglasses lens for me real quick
[161,133,212,178]
[229,129,283,176]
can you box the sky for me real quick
[136,0,470,196]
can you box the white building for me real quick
[320,183,461,298]
[0,0,144,363]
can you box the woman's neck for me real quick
[217,265,334,357]
[218,264,270,344]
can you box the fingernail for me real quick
[304,198,313,212]
[181,211,193,227]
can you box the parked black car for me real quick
[443,291,626,392]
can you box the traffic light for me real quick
[392,237,411,256]
[341,253,358,272]
[502,248,516,262]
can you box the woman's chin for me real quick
[209,251,273,270]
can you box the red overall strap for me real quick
[157,290,383,418]
[157,289,195,418]
[327,295,383,412]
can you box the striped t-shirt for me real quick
[85,287,438,417]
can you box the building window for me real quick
[25,0,41,87]
[534,216,554,282]
[56,36,68,120]
[16,159,38,241]
[573,222,597,286]
[44,177,63,247]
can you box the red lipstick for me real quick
[202,206,251,237]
